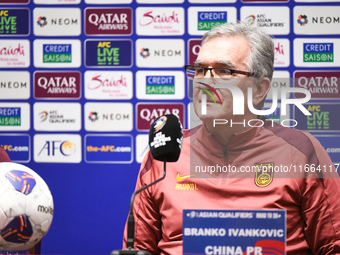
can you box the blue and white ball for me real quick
[0,163,53,251]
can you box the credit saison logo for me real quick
[146,75,175,95]
[0,107,21,126]
[198,12,227,31]
[303,43,334,62]
[43,44,72,63]
[198,81,312,128]
[0,9,29,35]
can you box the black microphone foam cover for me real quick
[148,114,183,162]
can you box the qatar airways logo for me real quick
[198,81,312,128]
[137,7,184,36]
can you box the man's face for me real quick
[193,35,255,122]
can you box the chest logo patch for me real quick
[255,163,274,187]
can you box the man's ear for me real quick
[253,77,271,107]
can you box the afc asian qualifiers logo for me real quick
[255,163,274,187]
[85,8,132,35]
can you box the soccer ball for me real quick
[0,163,54,251]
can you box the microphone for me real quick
[111,114,183,255]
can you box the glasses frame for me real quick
[184,65,254,79]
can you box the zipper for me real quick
[221,145,228,186]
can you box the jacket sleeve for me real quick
[0,146,11,162]
[301,133,340,254]
[123,151,162,255]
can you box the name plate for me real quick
[183,209,286,255]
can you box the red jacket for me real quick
[124,122,340,254]
[0,146,11,162]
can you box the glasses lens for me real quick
[215,69,232,80]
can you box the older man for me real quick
[123,22,340,254]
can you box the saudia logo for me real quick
[0,43,25,56]
[97,41,119,66]
[88,74,127,90]
[198,82,312,128]
[139,10,179,26]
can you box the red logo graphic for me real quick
[34,72,81,99]
[188,39,201,66]
[137,103,185,131]
[85,8,132,35]
[294,71,340,99]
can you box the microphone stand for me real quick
[111,162,167,255]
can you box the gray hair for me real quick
[201,21,275,82]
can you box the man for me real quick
[0,145,11,162]
[123,22,340,254]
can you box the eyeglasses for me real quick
[185,65,253,80]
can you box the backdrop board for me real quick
[0,0,339,254]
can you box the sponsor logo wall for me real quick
[0,0,338,164]
[0,1,339,255]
